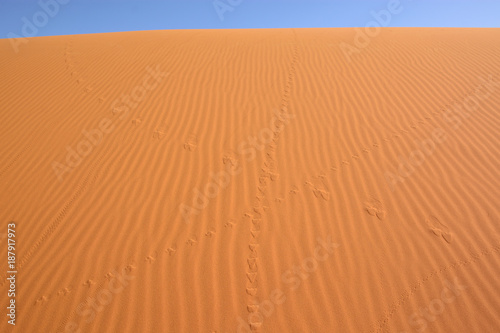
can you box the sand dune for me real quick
[0,28,499,332]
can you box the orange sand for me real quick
[1,28,499,332]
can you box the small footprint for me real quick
[246,288,257,296]
[364,197,387,221]
[125,264,136,272]
[247,304,259,312]
[184,135,198,152]
[186,237,198,246]
[35,296,48,304]
[250,322,263,330]
[223,154,237,166]
[57,287,71,296]
[313,188,330,201]
[83,279,95,287]
[249,244,259,258]
[105,272,115,280]
[132,118,142,126]
[145,255,156,263]
[246,273,257,284]
[205,229,216,237]
[224,220,235,229]
[268,172,279,181]
[251,230,260,239]
[153,129,166,140]
[426,215,452,243]
[253,207,264,217]
[166,247,177,255]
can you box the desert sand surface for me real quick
[0,28,499,332]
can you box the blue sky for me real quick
[1,0,499,39]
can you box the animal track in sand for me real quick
[166,246,177,255]
[313,188,330,201]
[249,244,259,258]
[246,288,257,296]
[377,242,500,331]
[364,197,387,221]
[426,215,452,243]
[186,237,198,246]
[32,262,140,308]
[247,258,258,272]
[83,279,95,287]
[251,219,261,232]
[205,228,216,237]
[153,129,167,140]
[224,220,236,229]
[305,181,330,201]
[57,287,71,296]
[35,296,48,305]
[125,264,136,272]
[246,273,257,285]
[184,134,198,151]
[222,153,238,166]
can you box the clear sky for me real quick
[1,0,499,39]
